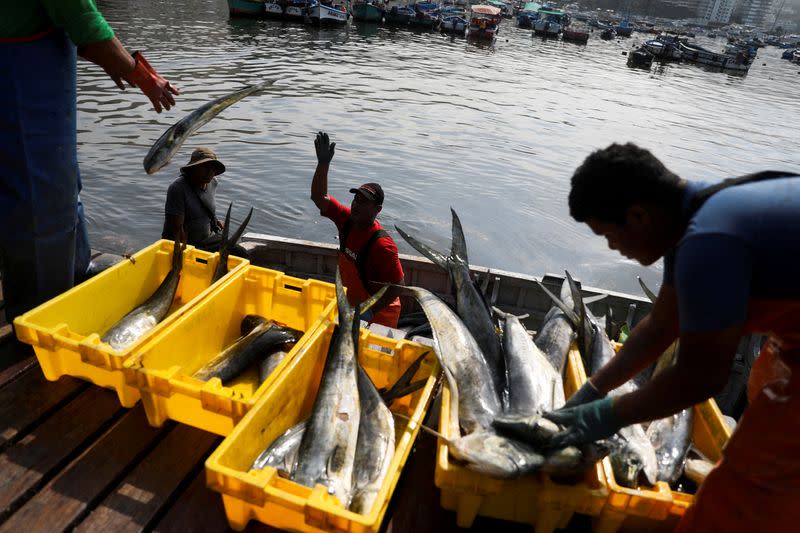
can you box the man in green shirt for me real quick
[0,0,180,325]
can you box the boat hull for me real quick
[307,3,348,25]
[228,0,265,17]
[352,3,384,22]
[264,1,284,19]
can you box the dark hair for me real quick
[569,143,683,224]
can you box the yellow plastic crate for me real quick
[13,240,248,407]
[205,321,439,532]
[435,347,609,531]
[123,265,337,436]
[579,368,733,532]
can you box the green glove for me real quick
[563,380,605,409]
[543,397,621,449]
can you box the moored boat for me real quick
[643,35,682,59]
[516,1,541,28]
[467,4,502,40]
[409,2,440,29]
[263,0,285,19]
[678,40,752,72]
[533,8,568,37]
[627,46,654,68]
[562,23,589,44]
[440,15,468,34]
[385,5,415,25]
[306,0,349,25]
[284,0,310,20]
[352,0,385,22]
[227,0,265,17]
[615,19,633,37]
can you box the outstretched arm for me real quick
[311,131,335,213]
[591,284,679,394]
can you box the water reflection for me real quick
[79,0,799,295]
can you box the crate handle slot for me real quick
[195,257,208,264]
[284,283,303,293]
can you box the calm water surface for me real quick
[81,0,799,295]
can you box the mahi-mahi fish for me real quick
[291,269,386,507]
[101,238,185,351]
[349,365,395,515]
[396,209,504,396]
[193,319,299,383]
[143,80,276,174]
[403,285,500,435]
[494,307,565,414]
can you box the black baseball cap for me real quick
[349,183,384,205]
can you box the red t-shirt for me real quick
[322,197,404,290]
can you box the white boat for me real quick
[467,4,502,41]
[533,8,568,36]
[264,0,284,18]
[284,0,309,19]
[678,41,752,72]
[306,1,348,24]
[440,15,468,33]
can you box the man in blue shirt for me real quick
[545,143,799,531]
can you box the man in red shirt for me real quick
[310,132,404,327]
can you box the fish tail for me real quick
[565,271,592,367]
[449,208,469,266]
[395,225,449,271]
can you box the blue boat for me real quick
[516,2,541,28]
[227,0,264,17]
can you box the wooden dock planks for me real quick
[74,424,219,533]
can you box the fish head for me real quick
[492,413,559,446]
[449,432,541,478]
[143,126,182,174]
[610,439,658,488]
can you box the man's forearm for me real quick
[311,163,329,208]
[78,36,135,78]
[591,314,676,394]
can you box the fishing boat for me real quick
[227,0,265,17]
[533,8,568,37]
[615,19,634,37]
[678,41,752,72]
[516,1,541,28]
[263,0,285,19]
[600,27,616,40]
[409,3,440,29]
[284,0,309,20]
[385,4,415,25]
[467,4,502,40]
[562,23,589,44]
[352,0,385,22]
[439,14,468,34]
[643,35,682,59]
[306,0,349,25]
[627,46,654,69]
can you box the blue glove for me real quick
[543,397,621,449]
[563,380,605,409]
[361,308,374,322]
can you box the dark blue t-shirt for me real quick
[663,176,800,332]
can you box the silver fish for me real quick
[143,80,276,174]
[494,307,565,414]
[292,270,385,506]
[646,408,694,485]
[448,431,545,479]
[251,420,307,473]
[403,285,500,434]
[350,365,395,515]
[259,350,290,384]
[396,209,504,395]
[533,304,575,376]
[101,239,185,351]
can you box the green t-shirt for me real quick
[0,0,113,45]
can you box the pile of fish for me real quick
[398,207,713,491]
[193,314,300,385]
[248,269,427,515]
[395,210,610,480]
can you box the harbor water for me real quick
[82,0,799,295]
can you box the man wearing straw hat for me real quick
[162,147,246,257]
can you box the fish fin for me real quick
[380,351,429,403]
[565,271,593,367]
[638,276,658,303]
[449,208,469,266]
[395,225,449,271]
[172,234,186,272]
[211,203,233,283]
[535,281,580,326]
[227,206,253,250]
[491,306,529,321]
[359,285,388,315]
